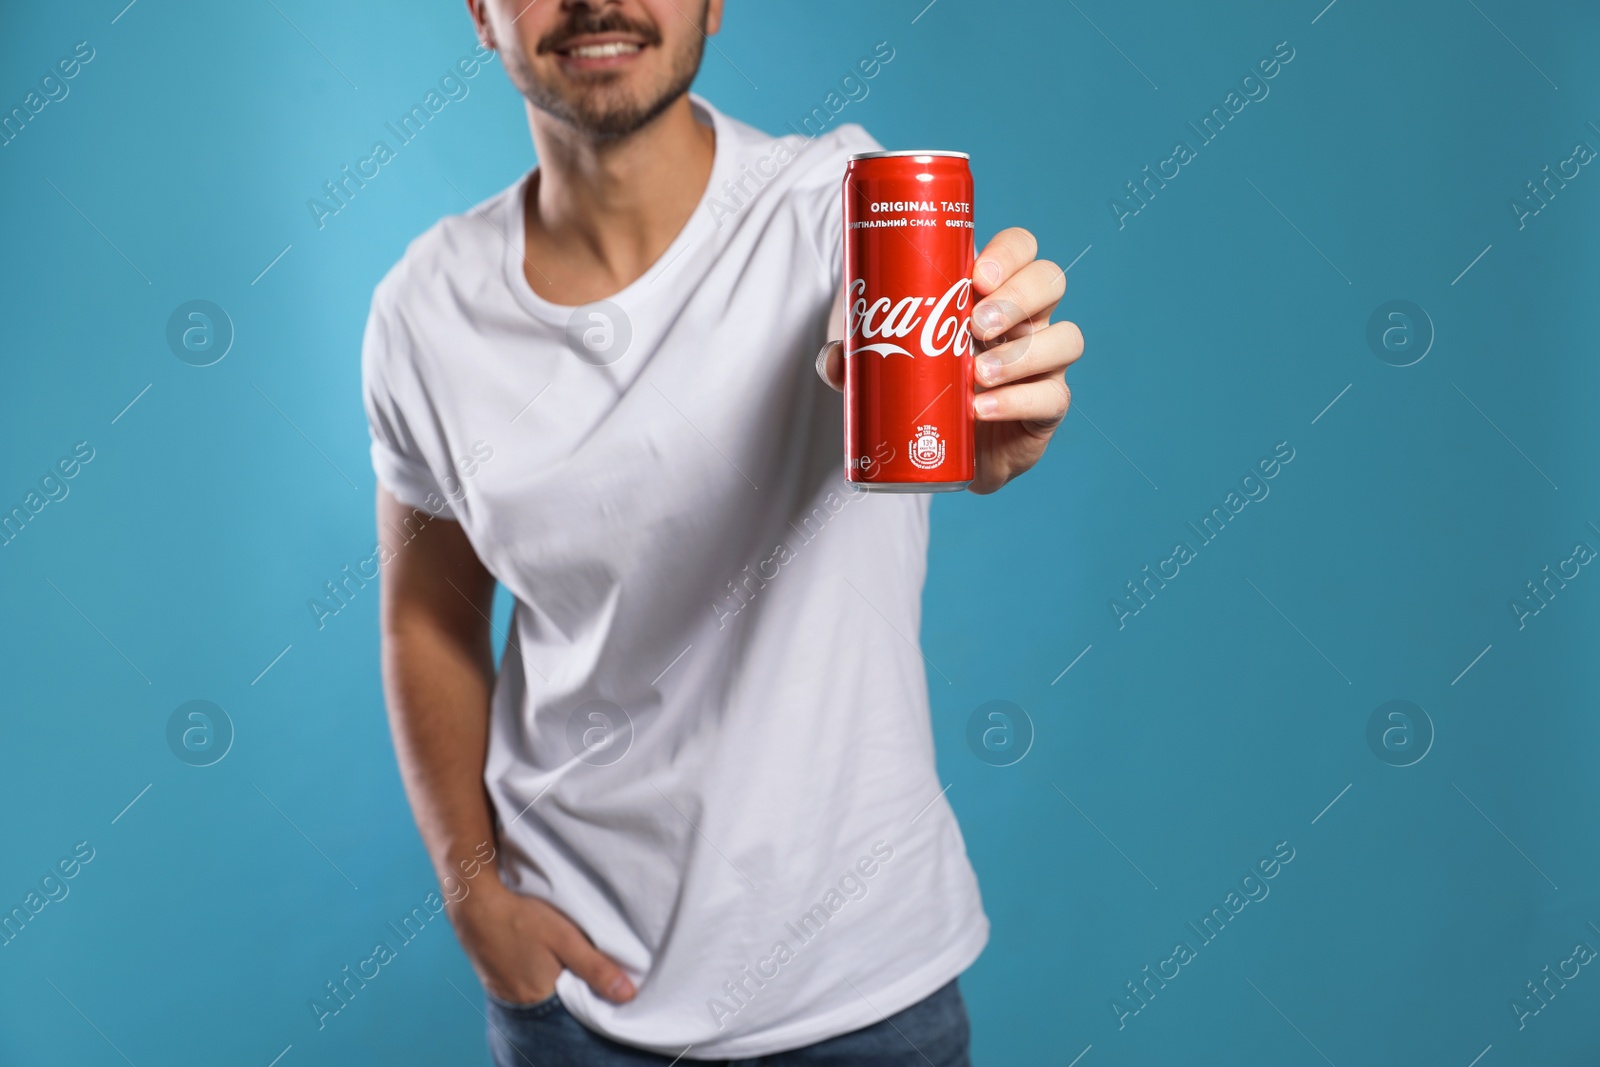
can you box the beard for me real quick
[507,6,706,141]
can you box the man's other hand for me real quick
[451,883,637,1006]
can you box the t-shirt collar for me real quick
[502,93,730,325]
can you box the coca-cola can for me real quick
[842,149,975,492]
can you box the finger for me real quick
[815,339,844,392]
[975,320,1083,388]
[972,227,1038,296]
[971,259,1065,342]
[973,375,1071,429]
[972,307,1053,356]
[553,926,636,1003]
[826,278,847,340]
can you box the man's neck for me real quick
[522,94,715,305]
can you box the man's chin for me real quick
[540,87,689,141]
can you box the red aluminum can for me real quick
[842,150,975,492]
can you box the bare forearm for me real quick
[375,489,505,898]
[382,621,501,887]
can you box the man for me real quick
[363,0,1083,1062]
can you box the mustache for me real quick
[537,11,663,54]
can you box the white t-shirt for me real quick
[362,95,987,1058]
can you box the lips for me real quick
[565,40,642,59]
[549,33,650,69]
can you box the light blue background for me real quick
[3,0,1598,1063]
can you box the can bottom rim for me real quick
[850,481,971,494]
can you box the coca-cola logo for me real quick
[847,277,972,358]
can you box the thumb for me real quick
[815,340,844,392]
[554,927,636,1003]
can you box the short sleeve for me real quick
[361,290,456,519]
[791,123,884,293]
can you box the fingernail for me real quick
[976,259,1002,286]
[976,354,1003,382]
[608,976,634,1000]
[973,303,1004,335]
[974,393,999,417]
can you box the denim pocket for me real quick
[485,988,562,1019]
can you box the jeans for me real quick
[486,979,971,1066]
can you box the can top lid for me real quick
[848,149,970,161]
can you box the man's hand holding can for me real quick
[817,152,1084,495]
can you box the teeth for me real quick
[569,42,640,58]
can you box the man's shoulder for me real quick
[371,177,522,314]
[715,104,882,193]
[789,121,883,190]
[700,109,880,243]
